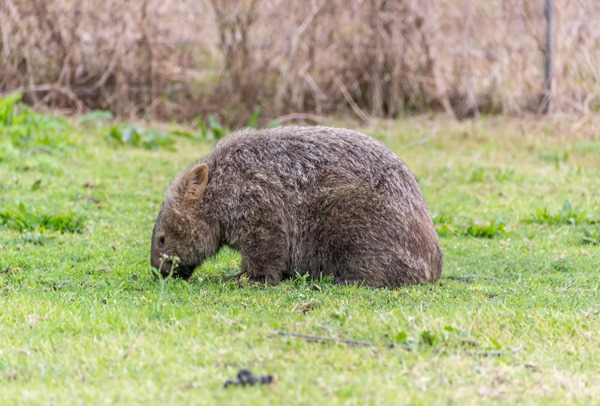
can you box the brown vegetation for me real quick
[1,0,599,123]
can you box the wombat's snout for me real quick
[150,232,171,275]
[150,251,175,276]
[150,254,170,276]
[150,253,194,280]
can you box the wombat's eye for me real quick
[158,235,165,248]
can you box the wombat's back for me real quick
[202,126,442,287]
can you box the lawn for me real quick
[1,97,599,405]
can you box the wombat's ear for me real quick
[184,163,209,202]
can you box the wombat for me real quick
[150,126,442,288]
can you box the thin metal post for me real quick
[542,0,554,113]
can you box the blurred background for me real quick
[0,0,598,125]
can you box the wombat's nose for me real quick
[150,254,172,274]
[160,261,174,275]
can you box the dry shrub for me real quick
[205,0,452,123]
[267,0,451,118]
[430,0,600,116]
[0,0,195,117]
[0,0,599,122]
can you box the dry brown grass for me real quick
[1,0,599,123]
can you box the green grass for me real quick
[0,203,84,233]
[1,104,599,404]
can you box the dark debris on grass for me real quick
[224,369,273,389]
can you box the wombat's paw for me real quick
[246,275,271,286]
[246,273,282,286]
[236,271,282,287]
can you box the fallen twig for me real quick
[446,275,496,283]
[272,331,384,348]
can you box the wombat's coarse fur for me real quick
[150,126,442,287]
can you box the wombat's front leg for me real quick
[240,243,287,285]
[234,217,289,285]
[240,248,287,286]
